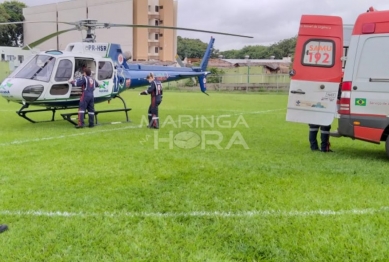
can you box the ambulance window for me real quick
[356,36,389,80]
[98,61,113,80]
[55,59,73,82]
[301,39,335,67]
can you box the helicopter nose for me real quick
[22,85,44,102]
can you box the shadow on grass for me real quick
[335,147,389,162]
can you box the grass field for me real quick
[1,90,389,261]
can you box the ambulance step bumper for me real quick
[330,130,342,137]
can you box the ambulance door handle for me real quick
[291,90,305,94]
[353,86,357,90]
[320,85,325,90]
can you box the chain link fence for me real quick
[165,73,291,92]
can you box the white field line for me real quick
[0,108,285,147]
[170,108,285,126]
[0,207,388,218]
[172,108,285,113]
[0,125,142,146]
[232,108,285,116]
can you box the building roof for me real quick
[221,58,291,64]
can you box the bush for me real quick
[207,67,225,83]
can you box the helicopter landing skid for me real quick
[60,95,132,126]
[16,104,78,123]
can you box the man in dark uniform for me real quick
[139,73,163,129]
[0,224,8,233]
[69,68,99,128]
[309,124,332,152]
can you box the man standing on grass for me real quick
[139,72,163,129]
[308,124,333,152]
[0,224,8,233]
[69,68,99,128]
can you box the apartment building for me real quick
[23,0,178,62]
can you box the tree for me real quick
[219,49,239,59]
[0,0,27,47]
[267,36,297,59]
[218,36,297,59]
[177,35,298,60]
[177,36,218,59]
[237,45,270,59]
[0,5,10,31]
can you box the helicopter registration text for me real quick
[85,44,108,52]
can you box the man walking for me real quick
[139,73,163,129]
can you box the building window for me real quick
[155,20,159,26]
[159,47,163,50]
[155,6,159,12]
[159,33,163,37]
[7,55,15,61]
[159,5,163,9]
[155,34,159,40]
[159,20,163,25]
[155,47,159,53]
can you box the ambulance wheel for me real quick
[386,136,389,159]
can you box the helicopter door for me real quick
[96,60,114,96]
[49,57,75,99]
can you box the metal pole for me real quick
[245,55,249,93]
[247,63,250,93]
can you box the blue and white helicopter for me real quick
[0,20,252,125]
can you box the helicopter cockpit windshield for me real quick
[14,55,56,82]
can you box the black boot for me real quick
[309,125,319,151]
[148,115,159,129]
[147,114,152,128]
[320,126,333,152]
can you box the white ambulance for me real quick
[287,7,389,157]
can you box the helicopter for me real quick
[0,20,253,126]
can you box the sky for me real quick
[2,0,389,51]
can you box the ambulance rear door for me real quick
[286,15,344,126]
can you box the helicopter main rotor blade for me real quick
[104,23,253,38]
[0,20,77,26]
[22,27,79,50]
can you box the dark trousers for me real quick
[309,124,331,151]
[148,100,161,128]
[78,95,95,127]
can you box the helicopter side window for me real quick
[55,59,73,82]
[98,61,113,80]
